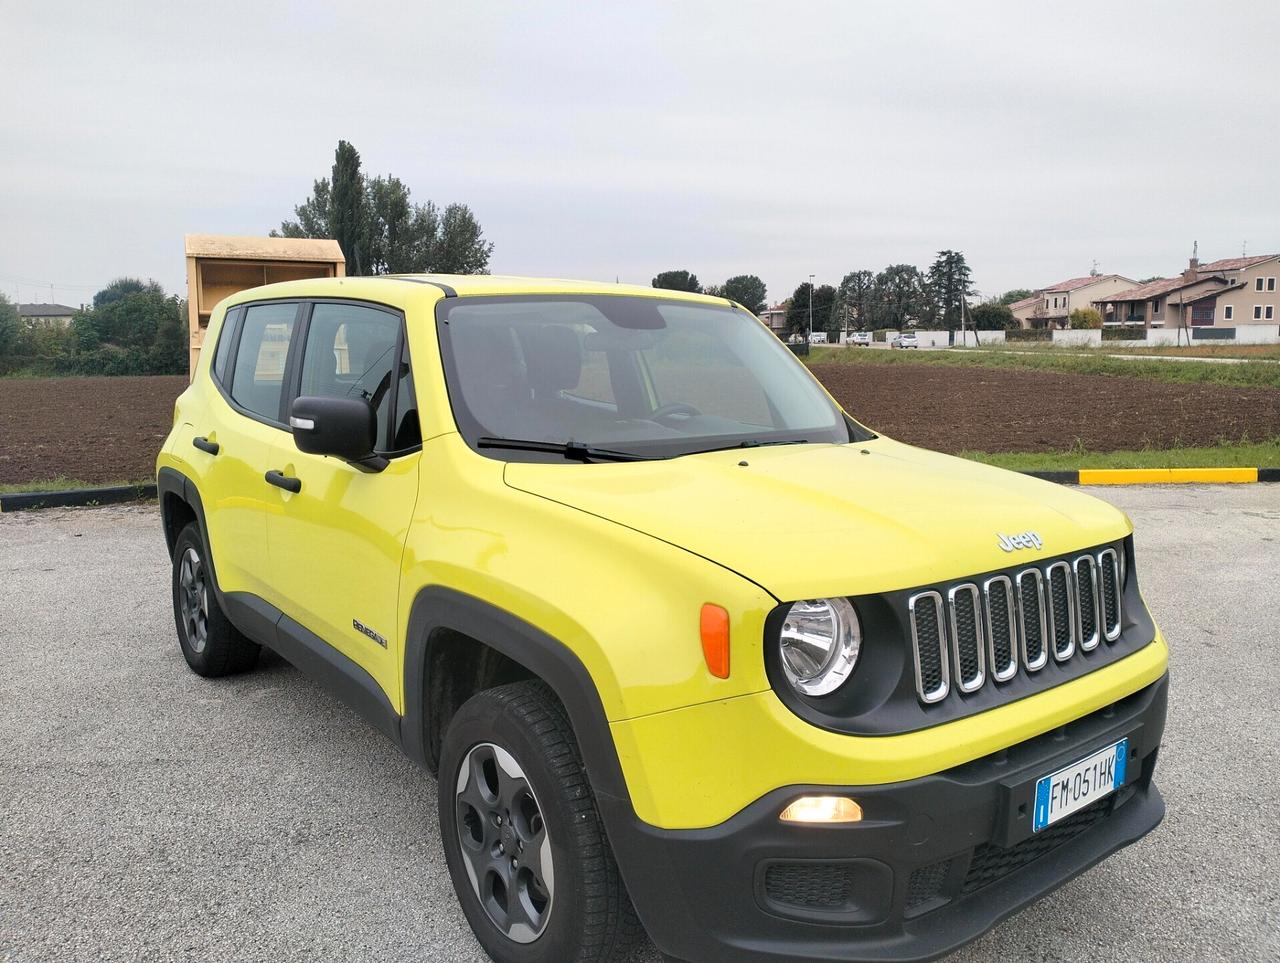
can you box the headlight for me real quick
[778,597,861,696]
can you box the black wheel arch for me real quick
[158,467,216,581]
[402,586,632,806]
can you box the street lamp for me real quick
[808,273,815,343]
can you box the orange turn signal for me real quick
[700,603,730,679]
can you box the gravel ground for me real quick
[1,486,1277,962]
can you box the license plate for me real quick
[1033,738,1128,832]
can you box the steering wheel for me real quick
[650,402,703,423]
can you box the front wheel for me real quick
[170,522,260,676]
[439,680,643,962]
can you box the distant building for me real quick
[1009,275,1136,329]
[758,301,790,335]
[17,303,77,327]
[1094,254,1280,328]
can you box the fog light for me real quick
[778,795,863,824]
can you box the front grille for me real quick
[908,544,1125,705]
[961,800,1110,895]
[1017,569,1048,671]
[905,858,953,913]
[902,799,1116,919]
[909,591,949,703]
[1045,562,1075,661]
[1099,548,1123,640]
[763,862,852,909]
[1075,556,1100,650]
[984,576,1018,682]
[948,584,984,692]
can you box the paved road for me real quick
[2,487,1277,962]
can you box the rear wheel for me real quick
[170,522,260,676]
[439,680,643,962]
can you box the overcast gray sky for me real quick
[3,0,1278,308]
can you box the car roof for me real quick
[219,274,737,310]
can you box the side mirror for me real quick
[290,396,387,472]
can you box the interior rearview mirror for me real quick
[290,396,387,472]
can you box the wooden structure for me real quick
[183,234,345,376]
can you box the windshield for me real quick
[437,294,870,460]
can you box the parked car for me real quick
[890,331,919,349]
[158,275,1167,963]
[850,331,872,346]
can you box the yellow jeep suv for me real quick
[157,276,1168,962]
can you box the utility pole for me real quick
[808,273,815,343]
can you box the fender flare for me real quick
[401,585,631,805]
[157,466,220,590]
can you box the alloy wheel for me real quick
[454,742,554,943]
[178,546,209,654]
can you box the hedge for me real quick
[1102,326,1147,342]
[1005,328,1052,342]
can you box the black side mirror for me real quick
[290,396,387,472]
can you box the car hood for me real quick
[503,438,1129,601]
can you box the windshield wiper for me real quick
[476,436,656,462]
[684,438,810,456]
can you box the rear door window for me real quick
[297,302,403,451]
[229,302,299,422]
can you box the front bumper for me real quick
[601,672,1167,963]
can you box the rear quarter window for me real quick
[211,307,240,384]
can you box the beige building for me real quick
[17,303,77,327]
[758,301,789,335]
[1094,254,1280,329]
[1009,274,1136,328]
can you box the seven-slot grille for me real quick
[908,547,1123,704]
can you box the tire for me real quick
[170,522,260,677]
[439,680,644,963]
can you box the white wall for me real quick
[1231,325,1280,344]
[1052,330,1102,346]
[956,330,1005,346]
[915,331,950,347]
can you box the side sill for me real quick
[222,591,402,746]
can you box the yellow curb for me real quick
[1078,467,1259,485]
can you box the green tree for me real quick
[1069,307,1102,329]
[93,277,149,309]
[785,282,837,339]
[277,178,333,239]
[433,203,494,274]
[716,275,767,313]
[366,176,433,275]
[329,140,369,275]
[651,270,702,293]
[0,293,19,357]
[925,250,974,330]
[836,269,876,330]
[970,302,1016,330]
[997,288,1034,306]
[872,264,926,329]
[276,140,493,276]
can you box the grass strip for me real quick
[807,345,1280,390]
[957,439,1280,472]
[0,476,153,494]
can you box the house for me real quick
[758,301,790,335]
[17,303,77,328]
[1009,274,1136,328]
[1093,253,1280,328]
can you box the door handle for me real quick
[264,470,301,494]
[192,436,220,455]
